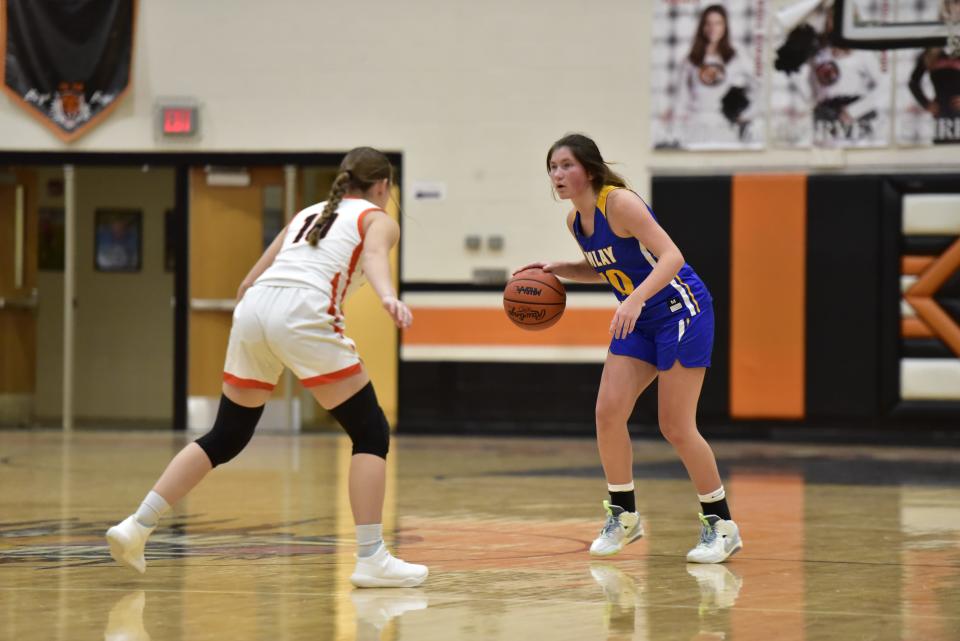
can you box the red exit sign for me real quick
[159,104,198,137]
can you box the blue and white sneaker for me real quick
[686,514,743,564]
[589,500,643,557]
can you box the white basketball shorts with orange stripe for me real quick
[223,285,361,390]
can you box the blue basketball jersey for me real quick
[573,186,711,327]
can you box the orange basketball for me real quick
[503,268,566,330]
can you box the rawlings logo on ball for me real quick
[503,269,566,330]
[507,307,547,321]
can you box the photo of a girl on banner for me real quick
[651,1,766,151]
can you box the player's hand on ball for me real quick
[382,296,413,329]
[610,295,644,340]
[512,261,555,275]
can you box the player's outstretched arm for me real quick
[513,260,604,283]
[513,208,606,283]
[360,212,412,328]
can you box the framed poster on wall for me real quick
[95,208,142,272]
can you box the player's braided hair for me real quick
[547,133,628,193]
[307,147,393,247]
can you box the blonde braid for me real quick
[308,171,351,247]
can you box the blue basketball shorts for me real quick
[609,303,714,371]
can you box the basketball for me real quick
[503,268,566,330]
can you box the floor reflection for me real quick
[104,591,149,641]
[0,432,958,641]
[352,589,429,641]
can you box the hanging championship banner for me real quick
[1,0,136,142]
[651,0,768,151]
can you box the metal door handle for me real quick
[190,298,236,311]
[0,290,38,310]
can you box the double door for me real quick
[188,166,400,430]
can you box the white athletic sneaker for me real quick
[350,589,428,631]
[106,515,155,574]
[686,564,743,614]
[350,544,428,588]
[589,500,643,557]
[686,514,742,564]
[104,591,149,641]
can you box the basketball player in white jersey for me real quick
[106,147,428,588]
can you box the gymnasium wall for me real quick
[2,1,958,435]
[0,0,957,285]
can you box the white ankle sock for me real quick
[698,486,725,503]
[134,491,170,528]
[356,524,383,558]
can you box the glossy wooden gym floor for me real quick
[1,430,959,641]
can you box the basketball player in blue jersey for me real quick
[517,134,742,563]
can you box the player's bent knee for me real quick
[195,395,264,467]
[329,382,390,459]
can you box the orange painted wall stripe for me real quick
[731,175,806,419]
[403,308,612,346]
[901,255,935,276]
[902,317,934,339]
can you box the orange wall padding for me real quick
[403,308,613,346]
[730,175,806,419]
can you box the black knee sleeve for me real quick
[329,382,390,459]
[195,395,263,467]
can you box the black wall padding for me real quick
[399,362,603,434]
[880,180,906,416]
[806,176,882,420]
[940,269,960,299]
[650,176,732,421]
[903,236,957,255]
[902,339,954,359]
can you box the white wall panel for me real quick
[2,1,957,282]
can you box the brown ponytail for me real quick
[306,147,393,247]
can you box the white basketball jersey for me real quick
[255,197,383,318]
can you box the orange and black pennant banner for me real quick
[1,0,137,142]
